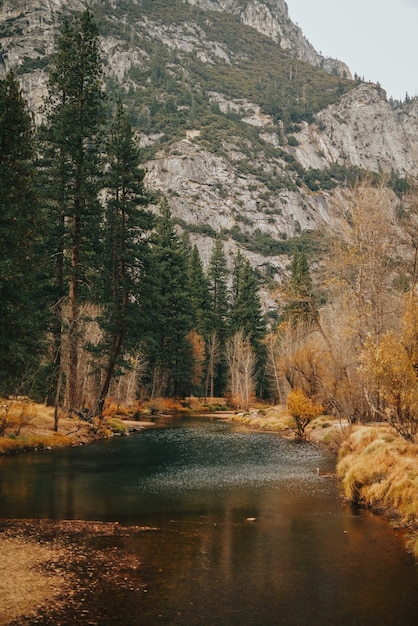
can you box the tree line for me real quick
[0,10,267,425]
[270,182,418,442]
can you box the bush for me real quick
[105,418,128,435]
[287,388,323,438]
[142,397,185,415]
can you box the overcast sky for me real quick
[286,0,418,101]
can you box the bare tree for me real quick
[226,330,257,411]
[326,181,401,347]
[205,331,221,401]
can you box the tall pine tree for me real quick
[229,251,267,395]
[40,9,105,414]
[186,244,211,339]
[207,236,230,396]
[147,199,193,398]
[96,102,153,416]
[282,251,317,327]
[0,72,45,394]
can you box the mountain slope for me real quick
[0,0,415,284]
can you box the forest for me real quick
[0,10,267,428]
[1,9,418,445]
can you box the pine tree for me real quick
[147,199,193,397]
[282,251,317,326]
[0,72,45,394]
[229,251,267,394]
[40,9,106,414]
[184,244,212,396]
[96,102,153,416]
[186,245,211,339]
[207,236,230,395]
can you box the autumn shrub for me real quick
[102,399,142,419]
[287,388,323,438]
[105,418,128,435]
[0,398,35,436]
[181,397,204,412]
[360,331,418,441]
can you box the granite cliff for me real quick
[0,0,414,282]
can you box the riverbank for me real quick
[0,400,157,455]
[230,407,418,558]
[336,424,418,557]
[1,401,417,623]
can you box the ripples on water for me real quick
[125,423,334,496]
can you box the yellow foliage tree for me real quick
[186,330,206,392]
[360,296,418,441]
[287,388,323,439]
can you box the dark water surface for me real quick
[1,416,418,625]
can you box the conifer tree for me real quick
[282,251,317,326]
[207,236,230,395]
[40,9,105,414]
[147,199,193,397]
[96,102,153,416]
[186,245,211,339]
[0,72,44,394]
[184,244,212,396]
[229,251,267,394]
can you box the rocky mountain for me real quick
[1,0,416,286]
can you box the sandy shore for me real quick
[0,535,66,625]
[0,519,157,625]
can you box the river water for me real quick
[1,416,418,625]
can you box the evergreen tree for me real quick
[40,9,105,414]
[147,199,193,397]
[0,72,45,394]
[186,244,211,339]
[282,251,317,327]
[185,244,212,396]
[208,236,229,342]
[96,102,153,416]
[207,236,230,395]
[229,251,267,394]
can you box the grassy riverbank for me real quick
[0,396,227,455]
[336,424,418,557]
[0,398,161,455]
[230,407,418,558]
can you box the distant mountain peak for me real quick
[187,0,351,77]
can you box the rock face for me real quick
[294,84,418,177]
[187,0,351,77]
[0,0,415,281]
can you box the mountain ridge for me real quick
[0,0,415,285]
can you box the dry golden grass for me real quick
[0,398,98,455]
[231,406,347,443]
[231,405,294,432]
[141,397,188,415]
[0,432,72,455]
[337,425,418,555]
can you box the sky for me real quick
[285,0,418,101]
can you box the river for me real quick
[1,416,418,625]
